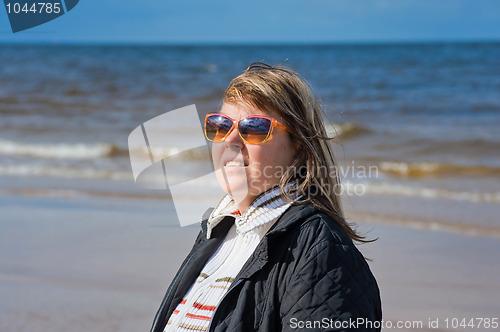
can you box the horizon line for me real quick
[1,38,499,47]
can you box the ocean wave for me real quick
[0,139,213,161]
[413,139,500,156]
[372,138,500,157]
[0,163,216,184]
[325,122,371,140]
[1,162,498,205]
[0,164,131,180]
[354,182,500,204]
[379,161,500,177]
[0,187,167,201]
[348,211,500,238]
[130,145,211,161]
[0,139,121,159]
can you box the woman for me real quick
[151,63,381,332]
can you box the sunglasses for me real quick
[204,113,289,145]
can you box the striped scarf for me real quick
[164,186,295,332]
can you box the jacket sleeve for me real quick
[279,223,382,332]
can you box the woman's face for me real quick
[212,102,297,211]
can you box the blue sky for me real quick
[1,0,500,44]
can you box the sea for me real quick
[1,43,499,234]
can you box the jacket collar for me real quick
[205,185,296,239]
[265,202,320,236]
[195,203,323,291]
[201,201,320,244]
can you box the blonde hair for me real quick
[224,62,368,243]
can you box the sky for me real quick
[1,0,500,44]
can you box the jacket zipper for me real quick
[207,279,244,332]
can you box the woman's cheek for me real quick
[211,144,223,168]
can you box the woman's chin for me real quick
[225,181,249,197]
[215,172,246,194]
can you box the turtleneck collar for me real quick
[206,185,297,239]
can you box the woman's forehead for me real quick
[220,102,283,121]
[218,104,260,120]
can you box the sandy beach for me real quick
[1,190,499,332]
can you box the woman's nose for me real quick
[224,126,245,150]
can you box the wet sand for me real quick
[1,194,499,332]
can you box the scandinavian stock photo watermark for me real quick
[128,105,379,227]
[288,317,499,330]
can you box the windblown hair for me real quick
[223,62,368,243]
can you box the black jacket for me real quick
[151,203,382,331]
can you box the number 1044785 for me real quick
[5,2,62,14]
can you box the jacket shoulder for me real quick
[303,209,353,246]
[273,203,355,249]
[274,204,382,328]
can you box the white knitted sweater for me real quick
[164,187,294,332]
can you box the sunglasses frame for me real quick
[204,113,290,145]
